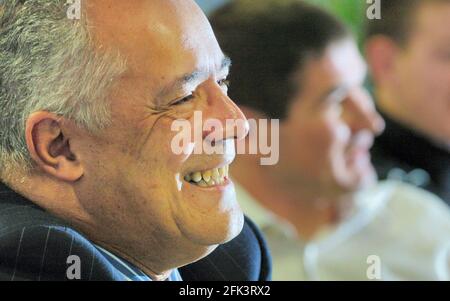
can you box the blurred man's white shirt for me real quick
[235,180,450,280]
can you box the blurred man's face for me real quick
[283,39,384,196]
[69,0,248,273]
[384,2,450,143]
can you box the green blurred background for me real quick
[195,0,366,42]
[307,0,366,40]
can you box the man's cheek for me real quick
[168,130,194,170]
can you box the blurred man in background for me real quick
[366,0,450,204]
[211,0,450,280]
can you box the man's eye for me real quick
[171,80,229,106]
[172,94,195,106]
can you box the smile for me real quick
[184,165,230,187]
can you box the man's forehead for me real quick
[85,0,214,57]
[85,0,202,24]
[85,0,224,78]
[330,41,366,84]
[413,2,450,41]
[309,41,366,83]
[299,41,366,104]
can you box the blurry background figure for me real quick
[366,0,450,204]
[197,0,366,39]
[211,0,450,280]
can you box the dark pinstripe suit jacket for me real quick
[0,182,271,281]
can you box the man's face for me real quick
[68,0,248,271]
[283,39,384,196]
[388,2,450,143]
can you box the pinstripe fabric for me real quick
[0,182,271,281]
[0,200,133,281]
[0,183,152,281]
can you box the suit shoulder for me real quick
[0,202,119,280]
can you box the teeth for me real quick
[202,170,212,182]
[212,168,220,181]
[185,165,229,187]
[192,172,202,183]
[198,180,208,187]
[219,167,225,178]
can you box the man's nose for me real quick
[202,80,249,143]
[345,89,385,136]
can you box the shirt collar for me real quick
[234,178,395,242]
[95,245,182,281]
[233,180,298,238]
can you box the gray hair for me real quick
[0,0,126,179]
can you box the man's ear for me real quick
[365,36,399,85]
[25,112,84,182]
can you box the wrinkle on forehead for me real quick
[84,0,220,69]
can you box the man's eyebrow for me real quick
[155,56,232,103]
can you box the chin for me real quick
[176,178,245,246]
[176,205,244,247]
[344,154,378,187]
[334,168,377,195]
[219,210,245,243]
[354,168,378,191]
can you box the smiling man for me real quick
[0,0,271,281]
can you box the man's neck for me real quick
[233,154,345,240]
[376,88,450,150]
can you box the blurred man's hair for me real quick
[366,0,450,45]
[210,0,350,120]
